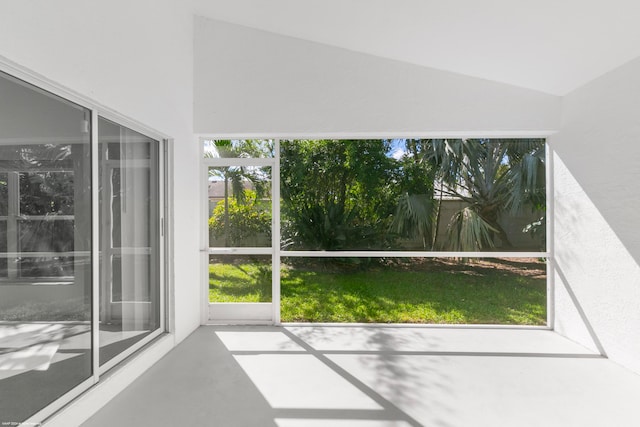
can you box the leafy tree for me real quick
[388,139,438,249]
[280,139,397,250]
[280,138,543,253]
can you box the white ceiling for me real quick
[194,0,640,95]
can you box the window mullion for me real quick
[91,108,100,382]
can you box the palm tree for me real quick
[427,138,545,251]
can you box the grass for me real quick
[209,257,547,325]
[209,258,273,303]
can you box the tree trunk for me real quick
[224,175,230,246]
[431,181,444,250]
[481,205,513,249]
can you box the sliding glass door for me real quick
[98,118,162,367]
[0,69,167,425]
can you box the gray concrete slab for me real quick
[82,326,640,427]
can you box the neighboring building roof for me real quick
[208,180,255,199]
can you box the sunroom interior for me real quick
[1,1,639,426]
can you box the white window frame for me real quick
[199,135,552,328]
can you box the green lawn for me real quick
[209,258,273,303]
[209,258,546,325]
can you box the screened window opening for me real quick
[280,139,545,253]
[209,255,272,303]
[207,166,272,248]
[279,256,547,324]
[204,138,548,326]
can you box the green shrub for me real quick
[209,190,271,246]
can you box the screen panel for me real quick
[280,139,546,253]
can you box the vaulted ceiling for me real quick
[194,0,640,95]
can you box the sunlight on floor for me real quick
[216,331,304,352]
[235,354,383,410]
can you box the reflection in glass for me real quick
[0,173,7,215]
[0,174,6,277]
[110,254,151,302]
[208,166,272,248]
[0,221,6,276]
[209,255,272,303]
[0,71,92,423]
[19,172,75,215]
[98,117,160,366]
[280,139,546,252]
[18,256,75,278]
[18,219,74,252]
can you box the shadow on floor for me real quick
[81,325,640,427]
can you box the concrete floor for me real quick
[83,326,640,427]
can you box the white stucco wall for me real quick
[0,3,201,423]
[551,56,640,374]
[0,0,201,344]
[194,17,561,135]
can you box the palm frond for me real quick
[390,193,436,247]
[445,207,498,251]
[505,145,545,213]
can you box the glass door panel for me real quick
[0,71,92,423]
[98,118,161,365]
